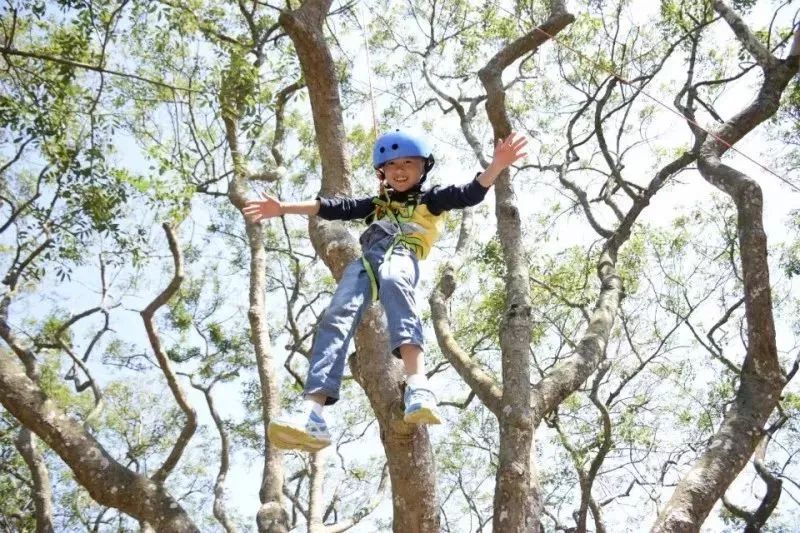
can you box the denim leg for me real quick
[377,246,424,358]
[305,258,371,405]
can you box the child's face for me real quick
[380,157,425,192]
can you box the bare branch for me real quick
[430,209,503,416]
[713,1,774,67]
[0,45,200,93]
[14,428,54,532]
[191,378,238,533]
[141,223,197,484]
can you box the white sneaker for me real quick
[403,385,442,425]
[268,411,332,452]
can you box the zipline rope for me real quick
[521,15,799,193]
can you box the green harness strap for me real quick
[361,255,380,301]
[362,195,422,302]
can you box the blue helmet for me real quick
[372,129,435,172]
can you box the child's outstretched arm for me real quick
[242,193,320,224]
[476,132,528,188]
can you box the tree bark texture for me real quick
[722,435,783,532]
[307,451,326,533]
[651,4,799,531]
[223,99,289,532]
[14,428,55,533]
[476,2,575,530]
[0,355,199,532]
[280,2,440,531]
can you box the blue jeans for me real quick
[304,234,423,405]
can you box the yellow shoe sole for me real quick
[268,421,331,452]
[404,407,442,425]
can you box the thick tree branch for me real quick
[272,79,305,167]
[475,2,575,531]
[0,356,199,531]
[652,8,800,532]
[430,209,503,416]
[531,250,622,417]
[713,1,774,67]
[281,2,440,530]
[222,40,290,533]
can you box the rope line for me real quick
[527,22,800,193]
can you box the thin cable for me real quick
[525,22,800,193]
[358,7,380,137]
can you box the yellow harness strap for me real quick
[361,194,420,302]
[361,255,379,301]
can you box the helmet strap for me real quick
[425,155,435,172]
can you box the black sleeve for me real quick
[423,174,490,215]
[316,195,376,221]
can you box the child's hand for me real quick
[491,132,528,170]
[242,193,283,223]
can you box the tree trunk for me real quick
[476,2,575,530]
[218,46,290,530]
[279,2,440,531]
[308,451,326,533]
[651,161,785,533]
[651,6,799,531]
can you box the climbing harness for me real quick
[361,191,426,302]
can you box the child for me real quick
[242,129,527,451]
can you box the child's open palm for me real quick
[492,132,528,170]
[242,193,282,223]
